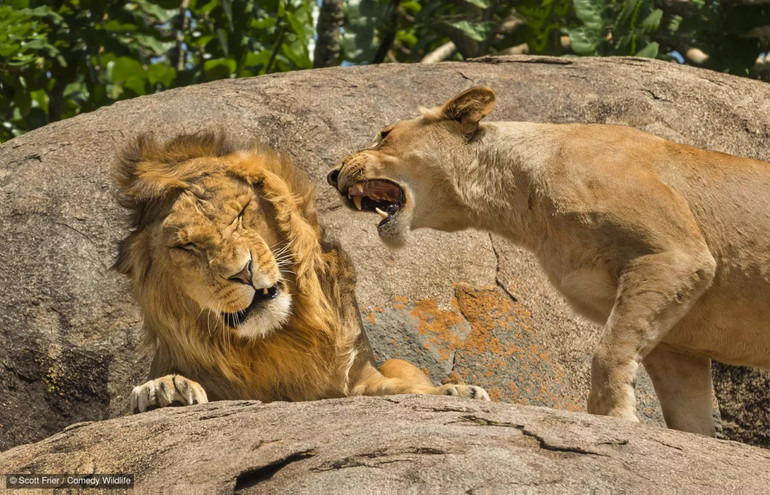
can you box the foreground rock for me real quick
[1,55,768,450]
[1,396,768,494]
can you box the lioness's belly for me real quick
[663,272,770,369]
[556,263,770,369]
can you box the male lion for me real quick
[115,131,488,413]
[327,86,770,436]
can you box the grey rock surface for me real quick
[1,55,768,450]
[1,396,768,494]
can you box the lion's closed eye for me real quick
[175,242,197,253]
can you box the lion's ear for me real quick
[116,134,155,199]
[440,86,496,133]
[113,230,149,278]
[113,237,134,276]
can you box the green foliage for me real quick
[563,0,663,57]
[518,0,571,54]
[563,0,770,74]
[0,0,315,142]
[340,0,519,64]
[1,0,768,143]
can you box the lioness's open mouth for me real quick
[223,283,281,327]
[346,180,404,227]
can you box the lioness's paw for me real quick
[437,384,490,401]
[130,374,208,414]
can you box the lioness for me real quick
[327,86,770,436]
[115,131,488,412]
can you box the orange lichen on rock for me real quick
[368,284,585,412]
[408,297,467,361]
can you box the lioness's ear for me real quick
[441,86,496,132]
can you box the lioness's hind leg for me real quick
[130,374,208,414]
[643,346,716,436]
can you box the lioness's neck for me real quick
[449,122,552,251]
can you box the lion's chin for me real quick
[231,294,292,340]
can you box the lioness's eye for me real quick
[380,129,391,140]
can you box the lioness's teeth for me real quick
[262,288,268,295]
[375,207,388,219]
[353,183,364,194]
[353,195,363,210]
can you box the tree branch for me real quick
[421,41,456,63]
[266,17,287,74]
[372,0,401,64]
[170,0,190,72]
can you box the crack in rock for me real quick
[233,449,315,492]
[456,415,607,457]
[311,447,447,472]
[488,233,518,303]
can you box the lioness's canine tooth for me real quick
[353,195,363,210]
[262,288,268,295]
[353,183,364,194]
[375,207,388,219]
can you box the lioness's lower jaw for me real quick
[377,213,409,248]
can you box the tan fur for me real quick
[116,131,489,412]
[329,87,770,436]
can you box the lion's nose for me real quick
[327,168,340,187]
[228,260,252,285]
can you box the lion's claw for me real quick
[130,374,208,414]
[437,384,490,401]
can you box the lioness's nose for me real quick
[228,260,252,285]
[327,168,340,187]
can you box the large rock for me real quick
[1,396,768,494]
[1,55,768,450]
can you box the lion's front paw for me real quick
[436,384,490,401]
[130,374,208,414]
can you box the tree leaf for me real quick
[635,41,659,58]
[203,57,236,80]
[449,20,489,42]
[573,0,605,30]
[464,0,491,8]
[563,26,600,56]
[111,57,144,83]
[146,62,176,87]
[641,9,663,31]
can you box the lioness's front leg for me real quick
[130,374,208,413]
[588,250,715,421]
[354,359,490,400]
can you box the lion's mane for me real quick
[115,131,357,401]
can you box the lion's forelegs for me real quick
[379,359,434,387]
[588,250,716,422]
[351,360,489,400]
[643,346,716,436]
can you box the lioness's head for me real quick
[115,132,321,341]
[327,86,496,247]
